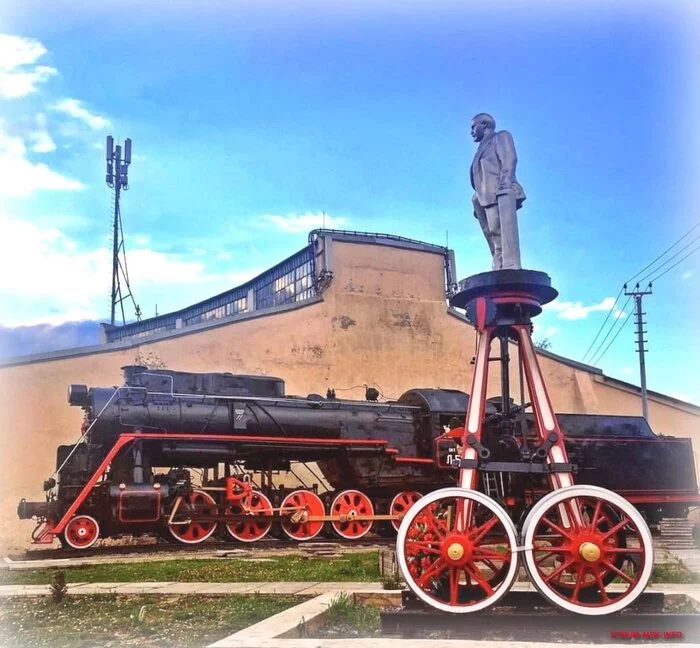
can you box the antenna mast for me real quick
[105,136,141,326]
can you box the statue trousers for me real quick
[473,189,521,270]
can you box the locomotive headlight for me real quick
[68,384,89,407]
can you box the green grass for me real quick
[651,561,700,584]
[0,594,300,647]
[0,552,380,586]
[309,592,381,638]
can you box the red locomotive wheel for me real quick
[280,490,325,541]
[390,491,422,532]
[62,515,100,549]
[523,485,653,615]
[331,490,374,539]
[397,488,519,613]
[168,490,219,544]
[225,491,274,542]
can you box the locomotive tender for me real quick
[17,364,700,549]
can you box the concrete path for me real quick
[0,580,382,597]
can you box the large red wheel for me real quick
[390,491,422,532]
[397,488,519,613]
[62,515,100,549]
[168,490,218,544]
[280,490,325,541]
[522,485,653,615]
[331,490,374,539]
[225,491,273,542]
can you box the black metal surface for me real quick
[449,269,558,309]
[385,592,699,643]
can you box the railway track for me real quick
[11,535,393,562]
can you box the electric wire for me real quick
[586,294,632,366]
[581,221,699,364]
[644,243,700,285]
[590,307,635,366]
[581,286,624,363]
[634,233,700,286]
[625,222,699,285]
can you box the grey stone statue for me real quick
[470,113,526,270]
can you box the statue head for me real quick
[471,113,496,142]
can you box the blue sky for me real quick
[0,0,698,404]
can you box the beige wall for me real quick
[1,238,698,552]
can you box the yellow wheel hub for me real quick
[579,541,601,562]
[447,542,464,561]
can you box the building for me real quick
[0,229,698,552]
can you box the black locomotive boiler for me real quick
[17,365,700,548]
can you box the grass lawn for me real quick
[0,552,380,586]
[0,594,301,647]
[309,592,381,639]
[651,561,700,584]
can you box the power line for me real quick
[590,305,635,367]
[635,233,700,286]
[581,221,699,363]
[645,243,700,285]
[587,293,632,366]
[581,285,624,363]
[625,221,699,285]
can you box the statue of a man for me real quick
[470,113,526,270]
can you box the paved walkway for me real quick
[0,580,383,598]
[2,580,699,600]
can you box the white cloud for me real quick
[28,113,56,153]
[0,211,248,327]
[682,271,692,280]
[52,98,111,130]
[620,367,633,376]
[262,212,348,233]
[0,121,83,196]
[547,296,615,321]
[0,34,58,99]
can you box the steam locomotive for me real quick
[17,365,700,549]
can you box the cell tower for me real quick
[105,135,141,326]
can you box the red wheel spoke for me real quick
[541,517,574,541]
[605,547,643,554]
[416,559,447,587]
[464,562,494,596]
[571,564,586,603]
[543,558,575,583]
[449,567,459,604]
[472,547,509,561]
[469,516,499,544]
[593,568,612,603]
[590,500,603,529]
[602,516,634,540]
[601,560,635,584]
[407,541,441,555]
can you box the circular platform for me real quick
[449,269,558,310]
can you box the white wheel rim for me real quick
[331,490,374,539]
[168,490,219,544]
[280,490,325,541]
[64,515,100,549]
[396,487,519,613]
[522,484,653,615]
[226,492,273,543]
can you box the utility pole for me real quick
[624,282,652,419]
[105,136,141,326]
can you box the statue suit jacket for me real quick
[470,130,526,208]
